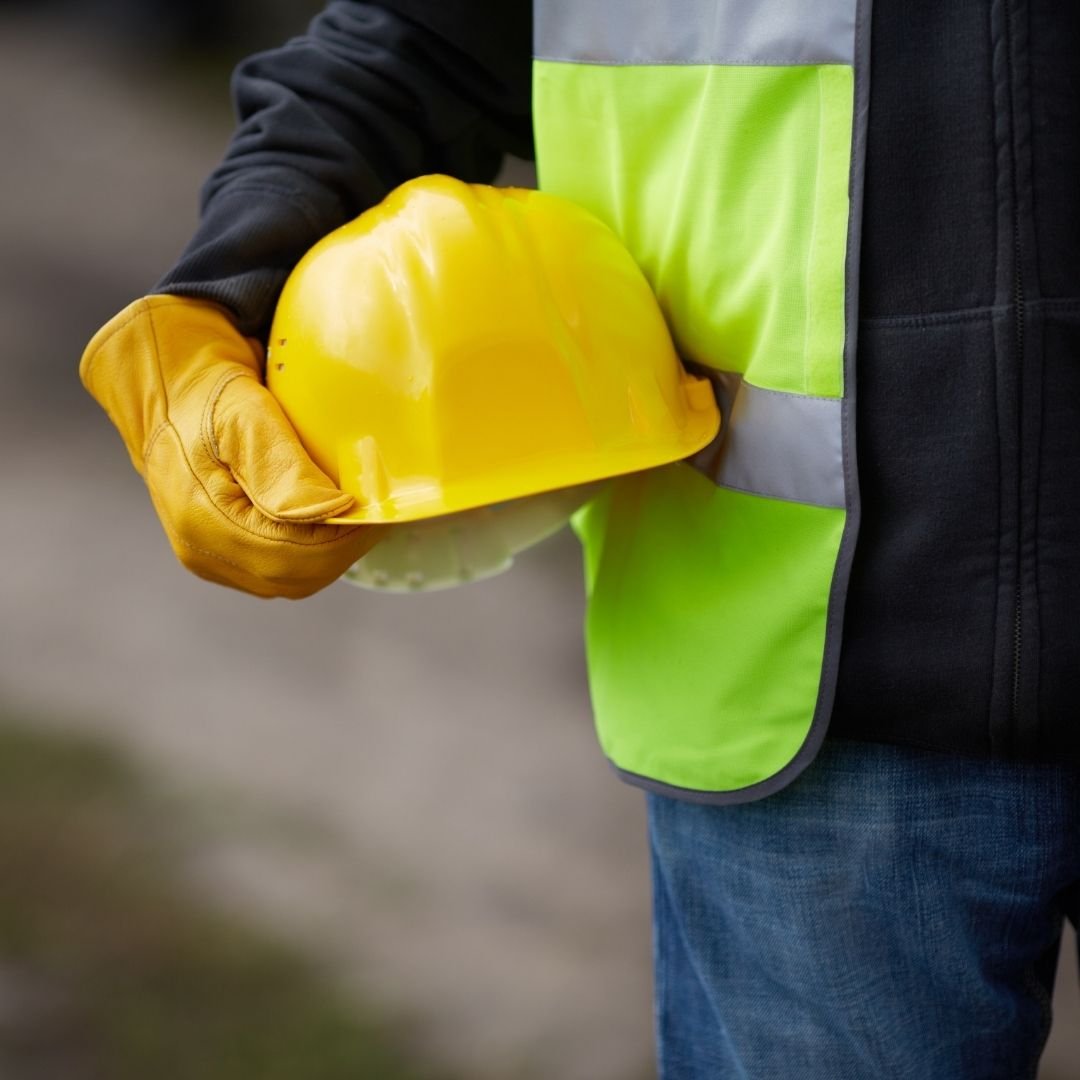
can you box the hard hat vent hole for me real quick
[276,363,286,372]
[278,338,287,346]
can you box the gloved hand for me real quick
[79,295,379,598]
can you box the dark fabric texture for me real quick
[153,0,1080,765]
[830,0,1080,762]
[155,1,532,336]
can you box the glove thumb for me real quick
[209,371,355,523]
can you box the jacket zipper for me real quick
[1011,242,1023,726]
[1005,0,1024,728]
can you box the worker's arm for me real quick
[81,1,533,598]
[157,0,533,337]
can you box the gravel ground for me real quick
[0,9,1075,1079]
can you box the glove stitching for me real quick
[139,312,259,544]
[142,300,185,483]
[161,513,346,592]
[145,295,181,409]
[165,528,307,595]
[79,299,149,389]
[261,508,354,524]
[183,448,365,546]
[81,296,194,389]
[143,420,172,465]
[149,427,365,550]
[202,368,249,464]
[203,370,355,525]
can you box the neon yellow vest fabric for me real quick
[533,0,872,801]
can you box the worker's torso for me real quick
[832,0,1080,762]
[533,0,1080,797]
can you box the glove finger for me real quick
[207,371,355,523]
[147,425,381,598]
[78,297,166,476]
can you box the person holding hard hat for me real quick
[80,2,1080,1076]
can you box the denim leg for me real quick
[648,739,1080,1080]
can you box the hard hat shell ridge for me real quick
[267,174,719,525]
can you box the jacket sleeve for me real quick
[154,0,533,337]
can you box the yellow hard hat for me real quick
[266,175,719,532]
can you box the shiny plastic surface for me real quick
[267,175,719,525]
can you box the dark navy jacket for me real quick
[158,1,1080,765]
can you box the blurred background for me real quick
[0,2,1075,1078]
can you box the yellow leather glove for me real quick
[79,295,379,598]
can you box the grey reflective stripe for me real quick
[626,0,873,806]
[687,372,844,509]
[535,0,856,67]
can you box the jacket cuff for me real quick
[153,173,375,339]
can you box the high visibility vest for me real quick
[533,0,872,803]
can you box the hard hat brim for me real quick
[323,398,720,525]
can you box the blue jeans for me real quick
[648,739,1080,1079]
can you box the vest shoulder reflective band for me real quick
[533,0,873,802]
